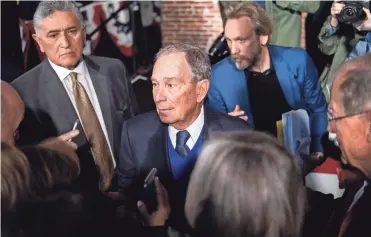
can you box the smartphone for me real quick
[142,168,158,214]
[72,119,80,131]
[68,119,80,142]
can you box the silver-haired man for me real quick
[117,43,251,234]
[12,0,138,192]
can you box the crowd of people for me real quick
[1,1,371,237]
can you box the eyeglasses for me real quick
[328,109,371,122]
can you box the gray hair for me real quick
[33,0,83,34]
[155,43,211,82]
[332,53,371,114]
[225,2,273,36]
[185,131,305,237]
[340,69,371,114]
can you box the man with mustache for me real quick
[11,1,138,192]
[208,2,327,154]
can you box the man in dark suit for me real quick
[304,54,371,237]
[117,43,251,233]
[12,1,138,192]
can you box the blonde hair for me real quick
[225,2,273,36]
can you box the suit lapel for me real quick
[342,183,371,236]
[147,118,174,186]
[41,60,79,132]
[203,106,223,141]
[269,46,297,109]
[84,57,114,152]
[160,123,173,178]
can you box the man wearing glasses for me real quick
[305,54,371,237]
[12,1,138,191]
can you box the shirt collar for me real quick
[48,58,87,81]
[168,106,205,144]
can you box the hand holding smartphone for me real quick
[141,168,158,214]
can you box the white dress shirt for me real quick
[168,106,205,150]
[49,59,116,167]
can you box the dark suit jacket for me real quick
[305,181,371,237]
[12,56,139,190]
[117,106,251,233]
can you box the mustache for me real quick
[232,55,248,61]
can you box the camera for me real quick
[338,1,370,24]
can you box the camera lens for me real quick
[338,2,366,24]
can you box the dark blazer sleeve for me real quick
[117,120,138,191]
[115,60,140,116]
[220,113,253,130]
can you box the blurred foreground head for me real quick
[1,81,24,145]
[185,131,305,237]
[1,142,80,212]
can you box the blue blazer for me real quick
[207,45,328,152]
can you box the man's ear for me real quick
[196,79,210,103]
[259,34,269,46]
[32,34,45,53]
[367,110,371,143]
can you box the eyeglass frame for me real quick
[328,109,371,122]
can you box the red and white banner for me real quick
[306,158,344,198]
[79,1,133,56]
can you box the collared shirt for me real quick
[48,59,116,167]
[168,106,205,150]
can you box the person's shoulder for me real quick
[271,45,308,61]
[85,56,128,77]
[211,56,235,73]
[219,112,252,130]
[124,110,160,130]
[11,62,44,88]
[211,56,238,85]
[206,107,252,130]
[122,111,163,141]
[271,45,312,72]
[86,55,124,68]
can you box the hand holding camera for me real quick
[330,0,345,27]
[331,0,370,27]
[353,8,371,31]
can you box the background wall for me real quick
[161,1,223,51]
